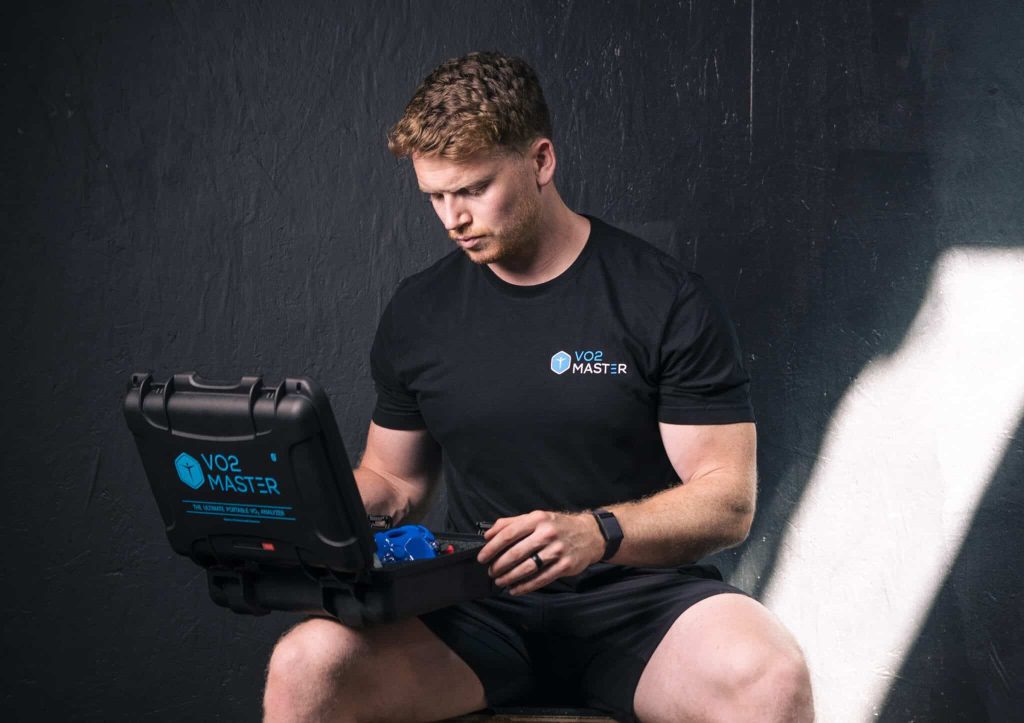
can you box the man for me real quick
[263,51,813,722]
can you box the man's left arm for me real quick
[604,420,756,565]
[478,421,757,594]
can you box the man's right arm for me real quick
[353,421,442,525]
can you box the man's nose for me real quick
[439,196,471,231]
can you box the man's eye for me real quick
[468,186,487,196]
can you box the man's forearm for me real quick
[479,470,756,596]
[353,466,419,524]
[599,471,756,567]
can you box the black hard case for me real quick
[123,372,495,627]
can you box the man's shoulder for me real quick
[588,215,698,293]
[390,248,468,302]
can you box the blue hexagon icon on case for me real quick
[175,452,205,490]
[551,350,571,375]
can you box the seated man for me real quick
[263,51,813,723]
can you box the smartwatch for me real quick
[591,509,624,561]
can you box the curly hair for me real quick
[387,51,552,160]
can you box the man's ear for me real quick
[530,137,557,187]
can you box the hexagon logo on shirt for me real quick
[175,452,205,489]
[550,350,571,375]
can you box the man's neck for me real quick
[488,201,592,286]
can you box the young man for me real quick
[263,51,813,722]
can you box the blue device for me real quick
[374,525,440,564]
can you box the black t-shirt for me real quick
[370,214,754,533]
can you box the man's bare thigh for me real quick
[633,593,812,722]
[265,615,487,722]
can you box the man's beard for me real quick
[460,191,542,267]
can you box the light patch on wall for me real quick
[736,247,1024,721]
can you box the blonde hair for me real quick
[387,51,552,160]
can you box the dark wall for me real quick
[2,1,1021,719]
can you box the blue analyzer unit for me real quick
[375,525,439,564]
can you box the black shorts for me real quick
[419,563,747,721]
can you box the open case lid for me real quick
[123,372,375,575]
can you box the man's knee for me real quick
[264,617,369,721]
[268,616,368,683]
[722,641,813,721]
[770,648,813,720]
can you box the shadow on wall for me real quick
[880,413,1024,721]
[748,244,1024,721]
[720,1,1024,720]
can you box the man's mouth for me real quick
[456,235,484,249]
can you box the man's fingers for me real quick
[489,534,542,577]
[491,535,565,578]
[482,517,510,541]
[477,515,532,564]
[493,541,549,585]
[507,558,571,596]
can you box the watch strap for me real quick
[591,509,623,561]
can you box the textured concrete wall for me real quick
[2,1,1021,720]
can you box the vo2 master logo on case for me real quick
[549,350,628,376]
[173,451,282,496]
[175,452,205,489]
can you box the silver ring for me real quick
[530,552,544,570]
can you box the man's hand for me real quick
[476,510,605,595]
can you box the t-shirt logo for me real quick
[550,351,572,375]
[549,350,628,376]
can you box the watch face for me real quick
[592,510,623,562]
[593,510,622,540]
